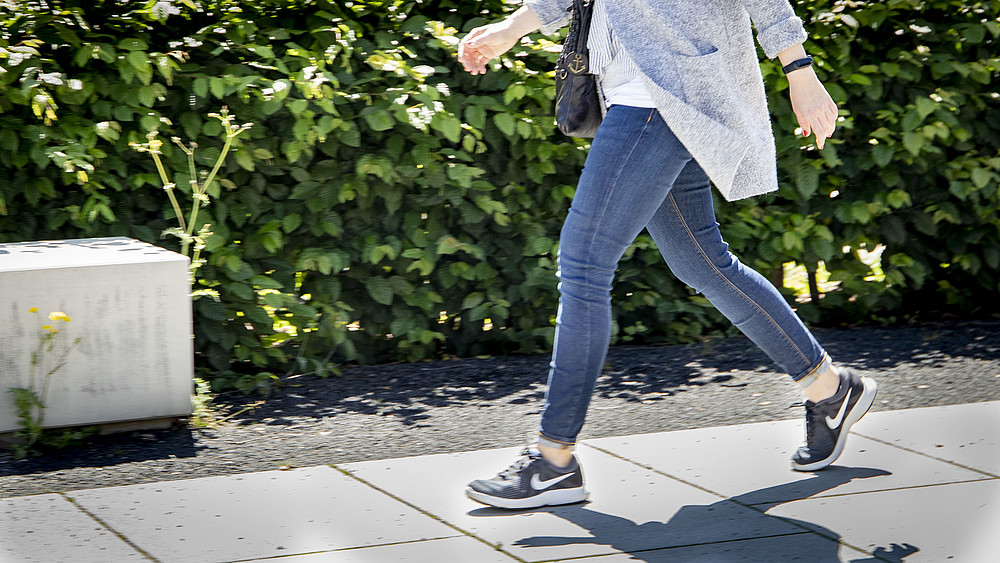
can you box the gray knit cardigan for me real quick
[524,0,808,201]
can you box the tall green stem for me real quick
[186,134,233,250]
[132,108,251,263]
[150,150,187,233]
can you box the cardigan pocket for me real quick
[673,48,743,130]
[673,47,721,104]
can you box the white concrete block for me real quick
[0,237,192,432]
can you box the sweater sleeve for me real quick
[742,0,809,59]
[522,0,573,35]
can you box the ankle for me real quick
[537,443,573,468]
[804,367,841,403]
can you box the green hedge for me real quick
[1,1,998,391]
[740,0,1000,326]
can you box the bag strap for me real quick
[559,0,595,74]
[572,0,595,54]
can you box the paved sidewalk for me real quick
[2,401,997,563]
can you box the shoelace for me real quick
[498,448,541,480]
[789,401,823,446]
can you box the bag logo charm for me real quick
[553,0,602,138]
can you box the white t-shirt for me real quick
[602,74,657,108]
[588,0,657,108]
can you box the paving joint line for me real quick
[329,463,526,562]
[581,442,739,503]
[745,477,998,508]
[853,431,1000,479]
[581,442,884,560]
[224,536,459,562]
[60,492,161,562]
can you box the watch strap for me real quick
[782,56,814,74]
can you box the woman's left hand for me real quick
[787,69,838,150]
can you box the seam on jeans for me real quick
[564,108,657,431]
[602,110,657,199]
[666,192,811,367]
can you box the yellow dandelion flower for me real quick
[42,325,51,330]
[48,311,70,322]
[29,307,39,313]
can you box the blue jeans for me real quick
[538,106,831,449]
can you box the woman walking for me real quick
[458,0,877,509]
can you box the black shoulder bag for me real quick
[555,0,602,138]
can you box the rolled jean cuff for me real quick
[794,352,833,389]
[537,431,576,452]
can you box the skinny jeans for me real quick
[538,105,831,449]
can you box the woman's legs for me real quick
[539,109,834,458]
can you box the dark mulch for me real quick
[2,321,998,498]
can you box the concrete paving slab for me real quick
[584,415,989,506]
[342,447,808,562]
[541,532,872,562]
[66,466,457,563]
[245,536,516,562]
[855,401,1000,477]
[0,493,149,562]
[766,478,1000,562]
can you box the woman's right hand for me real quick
[458,7,542,75]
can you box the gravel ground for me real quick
[1,320,998,499]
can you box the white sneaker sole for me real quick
[465,486,589,510]
[792,376,878,472]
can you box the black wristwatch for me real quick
[782,56,814,74]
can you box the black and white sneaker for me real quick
[466,447,589,509]
[792,369,878,471]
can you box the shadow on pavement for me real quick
[471,466,921,562]
[848,543,921,563]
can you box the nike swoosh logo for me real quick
[530,473,573,491]
[826,387,852,430]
